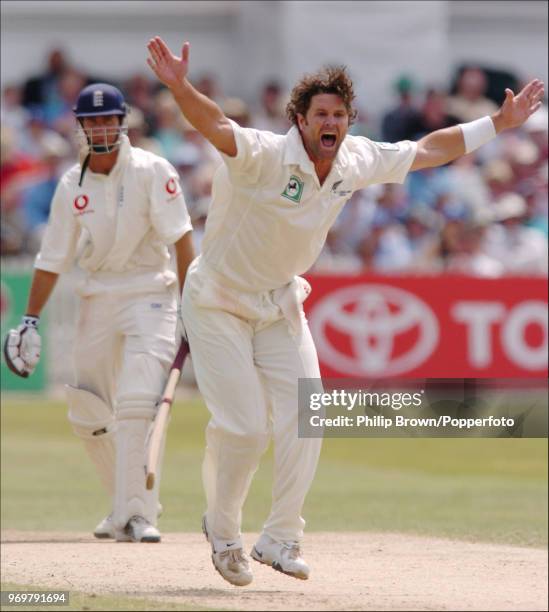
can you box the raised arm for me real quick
[410,79,545,171]
[146,37,237,157]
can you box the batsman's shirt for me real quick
[200,121,417,293]
[35,136,192,295]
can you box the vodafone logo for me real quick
[74,194,89,210]
[310,284,439,376]
[166,178,178,195]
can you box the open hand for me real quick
[147,37,190,90]
[497,79,545,130]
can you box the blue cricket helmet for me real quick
[73,83,127,118]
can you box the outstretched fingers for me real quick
[530,100,542,115]
[146,57,160,77]
[147,39,163,66]
[182,41,190,63]
[519,79,543,101]
[153,36,173,61]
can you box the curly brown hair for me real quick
[286,65,357,125]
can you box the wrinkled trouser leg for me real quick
[182,293,270,550]
[253,315,323,543]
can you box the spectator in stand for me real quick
[403,206,443,273]
[444,153,491,221]
[222,97,251,127]
[523,103,548,162]
[252,80,290,134]
[446,218,504,277]
[152,89,187,162]
[415,88,459,138]
[1,84,30,137]
[483,193,548,275]
[447,66,499,123]
[18,107,72,161]
[195,73,224,104]
[1,127,40,255]
[381,75,423,142]
[124,73,158,127]
[356,212,413,274]
[22,48,70,110]
[520,175,548,237]
[2,55,547,276]
[49,68,88,137]
[20,136,72,253]
[482,158,515,199]
[126,105,163,156]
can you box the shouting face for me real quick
[297,93,349,163]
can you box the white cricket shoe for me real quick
[202,515,253,587]
[251,533,310,580]
[117,515,161,543]
[93,513,115,539]
[93,503,163,540]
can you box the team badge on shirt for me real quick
[331,180,353,197]
[281,175,304,203]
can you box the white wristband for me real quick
[459,116,496,154]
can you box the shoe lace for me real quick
[220,548,247,566]
[283,542,301,560]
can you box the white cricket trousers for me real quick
[182,259,322,546]
[73,287,178,525]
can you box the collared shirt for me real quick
[35,136,192,295]
[200,121,417,292]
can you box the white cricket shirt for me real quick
[199,121,417,292]
[35,136,192,295]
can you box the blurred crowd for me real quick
[1,49,547,276]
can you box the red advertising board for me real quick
[304,275,548,378]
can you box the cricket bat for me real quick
[145,340,190,490]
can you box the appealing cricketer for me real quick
[145,36,543,586]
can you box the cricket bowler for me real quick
[146,36,544,584]
[3,83,195,542]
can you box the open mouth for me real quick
[320,133,337,148]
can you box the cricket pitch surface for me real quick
[2,531,547,611]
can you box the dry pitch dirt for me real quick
[1,530,547,611]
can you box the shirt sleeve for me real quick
[218,119,277,185]
[149,158,193,245]
[34,179,80,274]
[353,137,417,188]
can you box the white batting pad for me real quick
[113,393,158,530]
[66,385,116,496]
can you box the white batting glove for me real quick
[3,315,42,378]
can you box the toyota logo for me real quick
[310,284,439,376]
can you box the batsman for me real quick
[3,83,195,542]
[147,36,544,585]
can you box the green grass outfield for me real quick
[1,396,547,547]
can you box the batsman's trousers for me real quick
[182,258,322,546]
[73,287,178,524]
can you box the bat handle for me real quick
[173,340,190,371]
